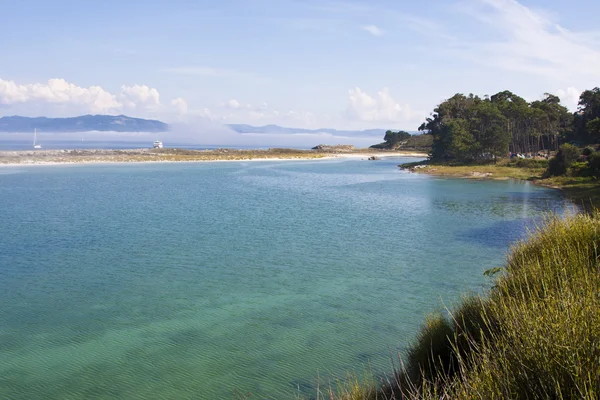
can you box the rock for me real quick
[471,172,493,178]
[367,156,381,160]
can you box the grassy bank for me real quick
[325,212,600,399]
[401,158,600,207]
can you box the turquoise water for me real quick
[0,158,572,399]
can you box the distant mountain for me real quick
[0,115,169,133]
[226,124,393,137]
[0,115,411,137]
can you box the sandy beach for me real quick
[0,148,426,167]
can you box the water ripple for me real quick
[0,159,571,399]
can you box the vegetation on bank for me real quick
[385,87,600,206]
[324,213,600,399]
[321,88,600,399]
[419,87,600,162]
[399,143,600,206]
[370,131,433,152]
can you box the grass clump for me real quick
[507,158,549,169]
[329,212,600,399]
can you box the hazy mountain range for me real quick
[226,124,390,137]
[0,115,168,133]
[0,115,403,137]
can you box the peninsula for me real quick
[0,147,426,166]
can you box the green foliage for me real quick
[569,161,591,177]
[419,87,600,161]
[420,91,571,162]
[405,313,454,385]
[587,117,600,137]
[384,130,411,144]
[416,214,600,399]
[370,130,412,149]
[583,146,594,156]
[507,158,548,168]
[444,119,479,161]
[572,87,600,143]
[403,134,433,151]
[483,267,503,277]
[547,143,581,176]
[588,152,600,176]
[331,213,600,400]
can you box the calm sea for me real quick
[0,158,572,399]
[0,140,293,151]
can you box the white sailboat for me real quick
[33,128,42,149]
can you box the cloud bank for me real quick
[346,87,422,125]
[0,78,183,118]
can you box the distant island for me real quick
[0,115,169,133]
[226,124,403,137]
[0,115,417,138]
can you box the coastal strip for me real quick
[399,159,600,208]
[0,148,427,166]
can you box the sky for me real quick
[1,0,600,141]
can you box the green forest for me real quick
[418,87,600,162]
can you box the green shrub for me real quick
[588,152,600,176]
[569,161,592,177]
[420,213,600,399]
[331,213,600,400]
[546,143,581,176]
[405,313,454,386]
[508,158,548,168]
[582,147,594,156]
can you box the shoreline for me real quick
[403,161,600,208]
[0,149,427,167]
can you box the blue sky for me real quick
[1,0,600,134]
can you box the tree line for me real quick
[418,88,600,162]
[370,130,411,149]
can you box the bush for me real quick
[588,152,600,176]
[405,313,454,385]
[332,214,600,400]
[582,147,594,156]
[569,161,592,177]
[546,143,581,176]
[508,158,548,168]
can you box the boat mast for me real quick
[33,128,37,146]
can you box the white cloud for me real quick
[119,84,161,112]
[224,99,242,109]
[0,78,121,113]
[555,87,581,111]
[459,0,600,85]
[213,99,318,127]
[171,97,188,115]
[0,77,191,119]
[361,25,383,36]
[346,87,421,124]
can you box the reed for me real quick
[329,212,600,399]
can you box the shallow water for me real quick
[0,158,572,399]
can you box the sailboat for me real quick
[33,128,42,149]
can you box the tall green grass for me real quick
[327,212,600,399]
